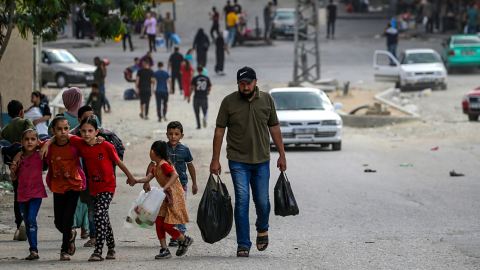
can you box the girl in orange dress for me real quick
[180,59,194,100]
[128,140,193,259]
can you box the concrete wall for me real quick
[0,28,33,126]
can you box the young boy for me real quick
[165,121,197,246]
[85,83,106,124]
[0,100,35,241]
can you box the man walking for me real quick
[93,57,111,113]
[162,12,175,52]
[142,12,159,52]
[222,1,234,30]
[383,23,398,62]
[210,7,220,40]
[326,0,337,39]
[189,66,212,129]
[423,0,433,34]
[466,4,479,34]
[210,66,287,257]
[264,2,273,43]
[168,46,184,94]
[135,59,154,120]
[226,7,239,47]
[152,62,172,122]
[233,0,242,14]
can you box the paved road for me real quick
[2,0,480,268]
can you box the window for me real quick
[275,12,295,20]
[401,53,441,64]
[453,37,480,45]
[272,92,332,110]
[46,50,79,63]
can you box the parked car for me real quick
[270,8,307,40]
[42,48,96,88]
[269,88,343,150]
[373,49,447,91]
[441,35,480,73]
[462,86,480,121]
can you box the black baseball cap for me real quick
[237,66,256,84]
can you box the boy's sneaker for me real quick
[168,238,178,247]
[155,248,172,259]
[176,236,193,256]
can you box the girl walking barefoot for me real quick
[10,129,47,260]
[41,117,136,262]
[127,140,193,259]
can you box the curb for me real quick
[337,87,420,127]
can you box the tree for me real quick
[0,0,148,63]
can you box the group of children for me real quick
[1,98,198,261]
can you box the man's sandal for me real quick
[68,229,76,255]
[237,246,250,257]
[84,239,96,247]
[60,252,70,261]
[25,252,39,260]
[88,253,104,262]
[257,235,269,251]
[106,249,116,260]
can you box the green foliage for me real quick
[0,0,148,44]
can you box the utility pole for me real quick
[291,0,320,86]
[32,36,42,92]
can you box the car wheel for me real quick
[395,82,400,89]
[56,73,69,88]
[86,83,93,87]
[332,142,341,151]
[468,114,479,121]
[447,65,454,74]
[270,33,277,40]
[41,80,48,87]
[441,84,447,90]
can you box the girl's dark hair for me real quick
[184,59,191,71]
[51,115,69,129]
[151,140,173,166]
[80,117,98,130]
[21,129,39,140]
[32,91,46,101]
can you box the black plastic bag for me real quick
[274,172,299,217]
[197,174,233,244]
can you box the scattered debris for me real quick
[365,241,375,244]
[400,163,413,167]
[362,164,369,166]
[450,170,465,177]
[366,103,391,116]
[364,169,376,173]
[431,146,439,150]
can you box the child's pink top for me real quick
[17,151,48,202]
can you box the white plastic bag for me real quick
[124,188,164,230]
[124,190,155,229]
[422,16,428,26]
[24,107,48,135]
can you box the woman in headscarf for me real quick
[192,28,210,67]
[47,87,101,136]
[215,31,229,75]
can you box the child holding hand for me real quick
[41,117,136,262]
[127,140,193,259]
[10,129,47,260]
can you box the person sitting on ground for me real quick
[124,57,140,82]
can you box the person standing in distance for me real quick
[162,12,176,52]
[209,7,220,40]
[93,57,111,113]
[135,59,155,120]
[189,66,212,129]
[383,23,398,63]
[168,46,184,95]
[142,12,159,53]
[210,66,287,257]
[326,0,337,39]
[264,2,273,43]
[222,1,233,30]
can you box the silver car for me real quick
[42,48,96,88]
[269,88,343,150]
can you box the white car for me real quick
[269,88,343,150]
[373,49,447,91]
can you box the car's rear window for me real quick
[453,37,480,45]
[271,91,332,110]
[401,53,441,64]
[275,12,295,20]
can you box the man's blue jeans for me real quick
[227,26,236,47]
[165,31,173,50]
[388,43,397,61]
[228,160,270,249]
[18,198,43,253]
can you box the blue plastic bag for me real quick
[172,34,181,44]
[156,37,164,47]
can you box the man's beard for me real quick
[238,86,256,99]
